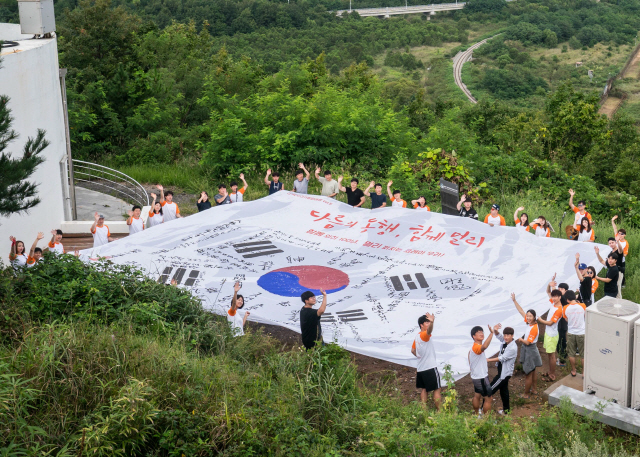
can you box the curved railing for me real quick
[71,160,150,208]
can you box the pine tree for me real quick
[0,94,49,217]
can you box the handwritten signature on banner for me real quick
[308,210,485,250]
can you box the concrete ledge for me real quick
[61,206,151,234]
[549,385,640,435]
[543,373,584,403]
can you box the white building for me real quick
[0,22,70,258]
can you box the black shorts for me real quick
[472,377,493,397]
[416,367,441,392]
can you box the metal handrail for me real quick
[69,159,150,209]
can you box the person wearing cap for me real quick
[568,189,592,231]
[594,246,620,298]
[562,290,586,377]
[457,194,478,220]
[612,215,629,292]
[484,204,506,227]
[90,211,112,248]
[574,253,593,306]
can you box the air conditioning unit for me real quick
[630,320,640,409]
[584,298,640,407]
[18,0,56,35]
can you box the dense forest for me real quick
[2,0,640,223]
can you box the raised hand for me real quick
[51,229,57,236]
[156,184,163,191]
[298,163,304,169]
[487,324,493,334]
[425,312,435,322]
[234,281,242,293]
[201,191,206,198]
[127,210,133,217]
[94,212,100,221]
[549,280,557,289]
[245,311,251,316]
[9,236,15,242]
[594,246,600,254]
[575,253,580,261]
[568,188,575,196]
[494,323,502,332]
[517,206,524,211]
[320,288,327,296]
[387,180,393,187]
[338,175,343,182]
[151,192,157,199]
[266,168,272,175]
[315,166,321,174]
[369,181,375,187]
[510,292,516,302]
[239,173,245,180]
[612,215,618,221]
[36,232,44,240]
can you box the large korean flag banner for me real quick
[83,192,609,379]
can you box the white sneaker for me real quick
[498,410,505,416]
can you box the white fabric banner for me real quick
[82,192,611,379]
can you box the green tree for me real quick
[0,96,48,216]
[544,83,609,166]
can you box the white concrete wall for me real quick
[0,24,68,262]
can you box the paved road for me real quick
[336,2,465,17]
[452,35,500,103]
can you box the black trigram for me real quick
[158,267,200,286]
[232,240,283,258]
[390,273,429,291]
[322,309,367,323]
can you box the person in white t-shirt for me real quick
[562,290,586,377]
[577,217,595,242]
[148,193,164,228]
[536,289,563,382]
[411,312,440,410]
[8,236,27,269]
[157,184,181,222]
[484,204,506,226]
[90,212,112,248]
[230,173,248,203]
[530,216,551,237]
[513,206,530,232]
[26,232,45,267]
[47,229,65,254]
[511,293,542,398]
[227,282,250,336]
[127,206,145,235]
[568,189,592,230]
[386,181,407,208]
[469,324,494,415]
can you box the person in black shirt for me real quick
[299,289,327,349]
[457,194,478,220]
[197,191,212,212]
[264,168,284,194]
[338,177,366,207]
[594,246,619,298]
[364,182,387,209]
[574,254,593,306]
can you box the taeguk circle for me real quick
[257,265,350,297]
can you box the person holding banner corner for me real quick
[511,293,542,398]
[411,312,441,410]
[468,324,494,415]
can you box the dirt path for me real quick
[599,43,640,118]
[248,320,568,416]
